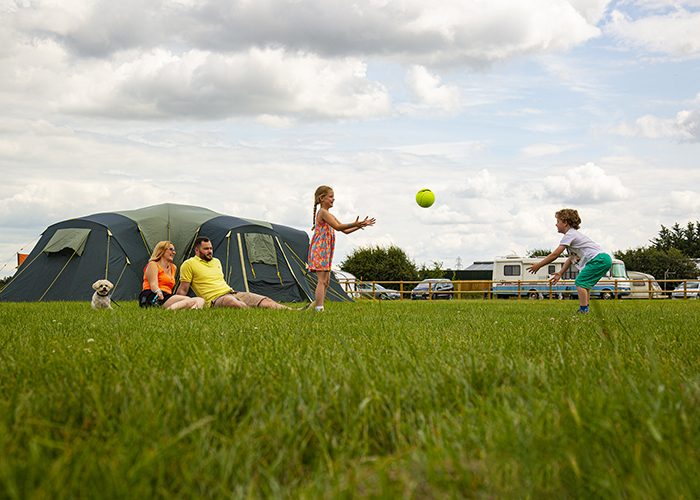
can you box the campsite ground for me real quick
[1,300,700,498]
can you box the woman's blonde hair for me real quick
[312,185,333,229]
[555,209,581,230]
[150,241,174,261]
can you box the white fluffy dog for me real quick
[91,279,114,309]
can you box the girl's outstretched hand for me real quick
[356,216,376,229]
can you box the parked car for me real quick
[333,270,360,298]
[671,281,700,299]
[411,279,454,300]
[356,282,401,300]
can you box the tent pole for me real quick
[137,225,151,254]
[105,230,112,279]
[111,258,130,296]
[236,233,250,293]
[225,232,231,283]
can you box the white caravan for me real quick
[491,255,631,299]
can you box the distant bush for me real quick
[340,244,419,283]
[0,274,13,291]
[614,246,698,289]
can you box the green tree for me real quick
[417,261,444,281]
[651,221,700,257]
[0,274,13,291]
[614,246,698,289]
[527,248,552,257]
[340,245,418,284]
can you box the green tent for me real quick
[0,203,351,304]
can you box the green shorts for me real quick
[575,253,612,290]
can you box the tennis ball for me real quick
[416,189,435,208]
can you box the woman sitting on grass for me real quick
[139,241,205,310]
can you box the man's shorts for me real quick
[211,290,267,308]
[575,253,613,290]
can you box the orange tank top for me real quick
[142,262,176,294]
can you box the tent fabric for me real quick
[192,216,311,303]
[115,204,222,268]
[245,233,277,266]
[42,228,92,256]
[0,203,350,304]
[0,216,144,302]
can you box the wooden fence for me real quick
[338,279,698,300]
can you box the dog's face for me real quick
[92,279,114,295]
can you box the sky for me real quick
[1,0,699,279]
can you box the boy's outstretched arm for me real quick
[526,245,567,274]
[549,256,576,285]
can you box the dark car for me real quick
[411,279,454,300]
[356,282,401,300]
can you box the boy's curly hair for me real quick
[555,208,581,230]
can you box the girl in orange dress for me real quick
[308,186,375,311]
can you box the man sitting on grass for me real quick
[176,237,291,310]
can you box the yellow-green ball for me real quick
[416,188,435,208]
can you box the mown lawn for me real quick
[1,299,699,499]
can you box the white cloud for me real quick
[520,143,582,157]
[543,162,630,202]
[454,170,504,199]
[0,181,126,227]
[613,108,700,142]
[53,48,393,121]
[415,204,472,224]
[606,7,700,57]
[3,0,607,65]
[0,0,612,124]
[405,65,461,111]
[665,190,700,214]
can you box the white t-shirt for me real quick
[559,228,606,270]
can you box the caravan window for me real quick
[504,265,521,276]
[548,265,556,275]
[563,268,578,280]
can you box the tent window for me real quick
[244,233,277,266]
[42,228,91,256]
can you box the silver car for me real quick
[671,281,700,299]
[356,282,401,300]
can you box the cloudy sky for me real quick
[1,0,699,278]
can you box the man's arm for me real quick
[176,281,191,296]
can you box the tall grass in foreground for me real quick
[1,299,699,499]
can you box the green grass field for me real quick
[1,299,699,499]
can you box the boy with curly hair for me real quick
[527,209,612,313]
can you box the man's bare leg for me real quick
[214,295,248,309]
[258,298,291,310]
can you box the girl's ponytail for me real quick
[312,185,332,230]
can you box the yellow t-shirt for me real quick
[179,256,232,307]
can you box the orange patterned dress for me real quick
[308,218,335,272]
